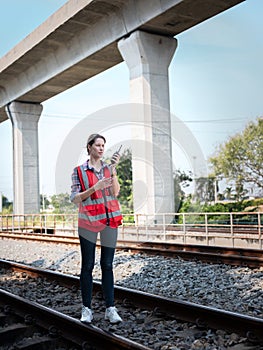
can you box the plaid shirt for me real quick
[70,159,109,202]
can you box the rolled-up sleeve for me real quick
[70,167,82,202]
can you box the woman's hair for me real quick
[86,133,106,154]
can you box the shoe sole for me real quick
[80,317,93,323]
[105,317,122,324]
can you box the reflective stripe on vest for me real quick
[77,164,122,229]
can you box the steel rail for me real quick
[0,231,78,244]
[116,241,263,268]
[1,259,263,344]
[0,288,151,350]
[1,232,262,267]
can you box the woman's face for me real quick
[89,137,105,159]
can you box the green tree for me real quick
[224,186,234,200]
[209,117,263,199]
[50,193,76,213]
[174,170,193,211]
[1,194,13,214]
[116,148,133,213]
[194,176,216,203]
[40,194,50,211]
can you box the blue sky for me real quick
[0,0,262,200]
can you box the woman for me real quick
[70,133,123,324]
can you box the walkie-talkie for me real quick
[110,145,122,165]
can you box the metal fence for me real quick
[0,212,262,249]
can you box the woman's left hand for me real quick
[111,152,120,166]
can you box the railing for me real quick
[0,212,262,249]
[0,213,78,236]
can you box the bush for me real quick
[177,198,263,225]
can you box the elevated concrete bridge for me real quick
[0,0,244,216]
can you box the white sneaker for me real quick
[80,306,93,323]
[105,306,122,324]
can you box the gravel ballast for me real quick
[0,238,262,320]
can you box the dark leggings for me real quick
[78,226,117,308]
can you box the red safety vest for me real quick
[77,165,122,231]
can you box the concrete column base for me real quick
[118,31,177,223]
[5,101,43,214]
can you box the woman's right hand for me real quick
[94,177,112,191]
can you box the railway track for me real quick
[1,231,263,267]
[0,289,150,350]
[1,259,263,349]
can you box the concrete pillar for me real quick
[118,31,177,222]
[5,101,43,214]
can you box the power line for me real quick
[3,109,258,124]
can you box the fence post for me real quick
[23,215,26,232]
[121,219,124,240]
[230,213,234,248]
[72,215,76,236]
[135,214,139,241]
[183,213,186,244]
[162,213,166,241]
[258,212,262,250]
[146,214,149,241]
[205,213,209,245]
[44,214,47,234]
[12,215,14,232]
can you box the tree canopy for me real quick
[115,148,133,213]
[209,117,263,198]
[174,170,193,211]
